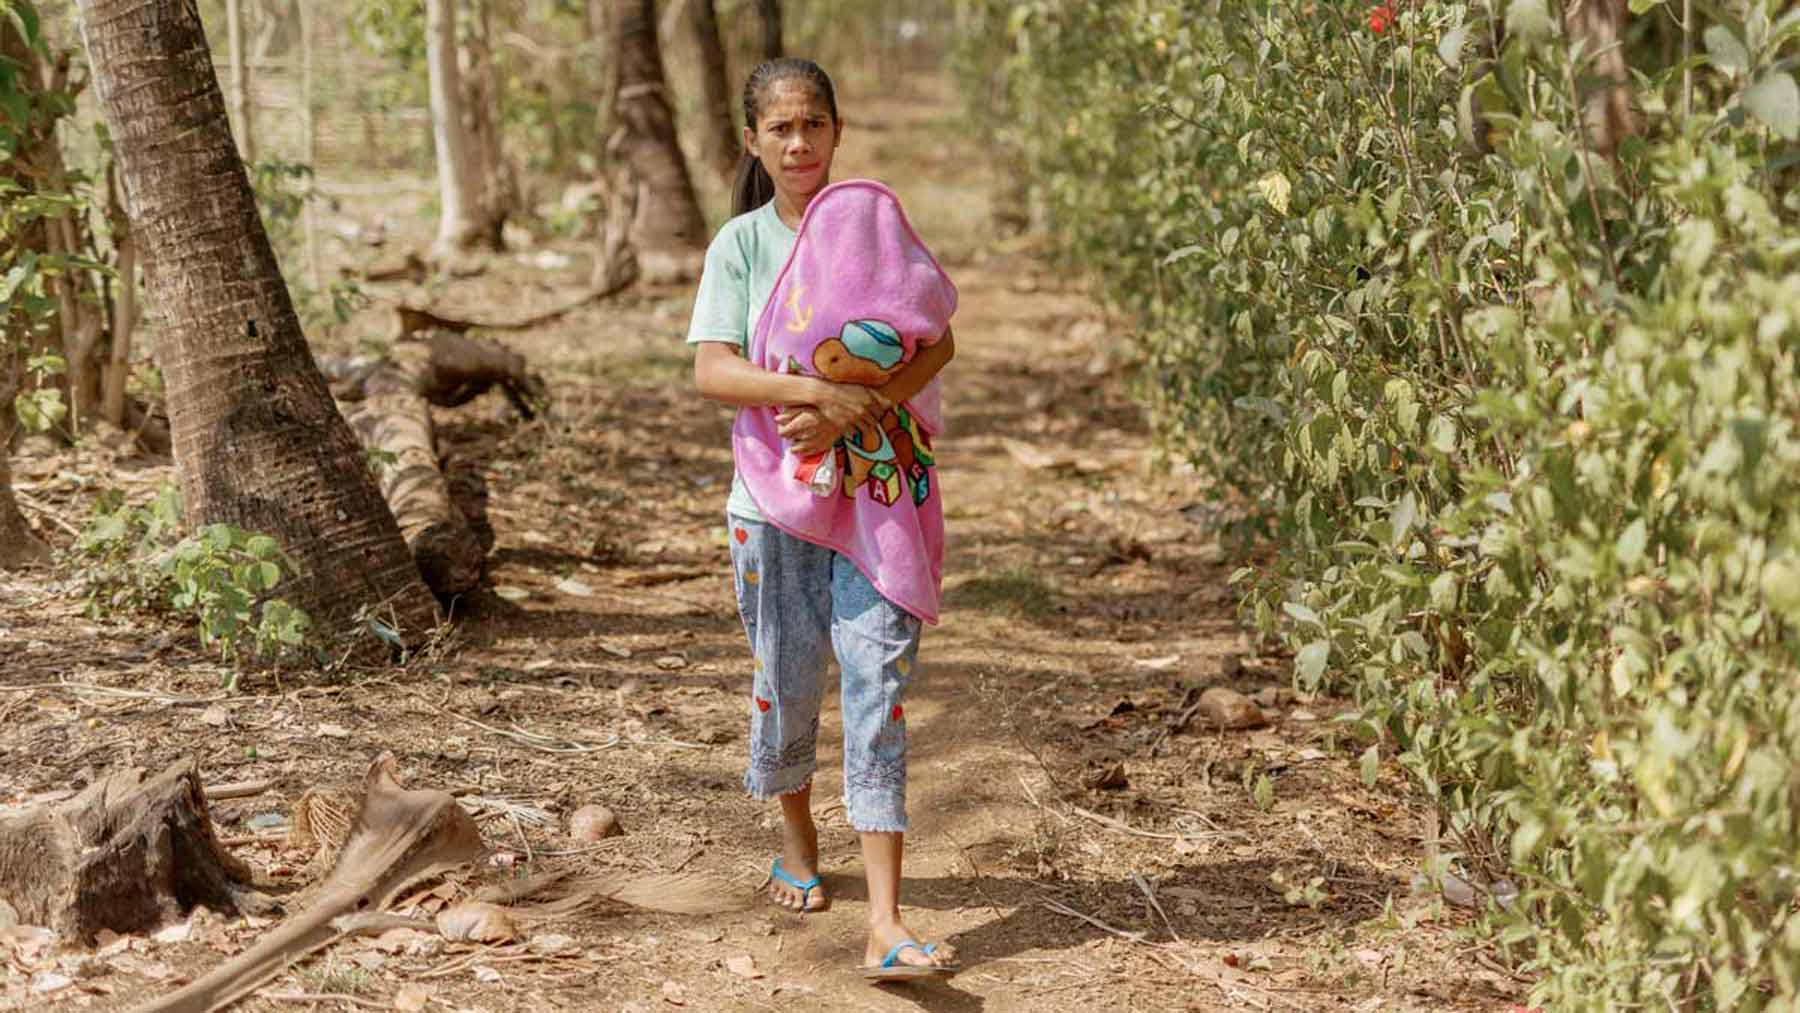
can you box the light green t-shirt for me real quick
[686,201,798,523]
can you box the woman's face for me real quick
[745,79,840,207]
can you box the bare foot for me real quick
[769,815,828,913]
[865,917,957,970]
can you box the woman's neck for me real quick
[773,186,819,230]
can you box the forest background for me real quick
[4,1,1800,1011]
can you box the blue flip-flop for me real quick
[860,939,960,982]
[768,858,829,913]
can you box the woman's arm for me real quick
[778,327,957,453]
[876,326,955,407]
[694,341,886,428]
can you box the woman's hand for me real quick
[777,407,845,456]
[807,379,889,432]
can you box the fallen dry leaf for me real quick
[316,722,351,739]
[393,983,433,1011]
[724,954,761,979]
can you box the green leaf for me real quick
[1616,519,1647,567]
[1252,774,1274,811]
[1505,0,1554,45]
[245,534,280,560]
[1360,745,1380,787]
[1296,640,1330,686]
[1745,72,1799,140]
[257,561,282,590]
[1284,601,1322,627]
[1626,0,1665,11]
[1436,24,1469,69]
[1704,25,1751,74]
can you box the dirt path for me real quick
[0,77,1525,1013]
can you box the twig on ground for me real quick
[1041,898,1147,943]
[13,490,81,537]
[206,778,279,800]
[1018,774,1071,826]
[0,681,227,706]
[1132,874,1181,942]
[259,991,386,1009]
[418,693,617,754]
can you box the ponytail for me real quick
[732,151,775,218]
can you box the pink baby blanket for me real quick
[732,179,958,624]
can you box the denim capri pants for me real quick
[727,513,921,833]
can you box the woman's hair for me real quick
[732,58,839,217]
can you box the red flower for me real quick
[1368,3,1395,33]
[891,705,904,721]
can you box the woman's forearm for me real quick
[879,327,956,407]
[694,342,822,408]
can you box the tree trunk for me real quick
[0,757,270,943]
[610,0,707,283]
[427,0,504,259]
[755,0,782,60]
[225,0,255,163]
[1564,0,1636,158]
[77,0,441,638]
[0,385,50,570]
[464,0,516,238]
[684,0,740,187]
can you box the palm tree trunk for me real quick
[76,0,439,637]
[610,0,707,283]
[684,0,740,187]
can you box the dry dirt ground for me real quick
[1,78,1532,1012]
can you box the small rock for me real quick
[1197,687,1268,730]
[724,954,762,979]
[247,812,290,832]
[529,933,576,955]
[569,803,624,841]
[393,984,434,1012]
[554,577,594,597]
[199,705,229,728]
[654,654,688,671]
[315,722,350,739]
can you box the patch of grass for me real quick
[295,955,375,996]
[948,564,1056,621]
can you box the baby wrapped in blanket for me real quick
[732,179,958,624]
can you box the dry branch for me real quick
[139,752,485,1013]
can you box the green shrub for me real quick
[959,0,1800,1007]
[79,483,314,678]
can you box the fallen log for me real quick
[346,343,486,596]
[325,328,547,420]
[0,757,273,943]
[139,752,485,1013]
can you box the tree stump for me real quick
[0,758,270,943]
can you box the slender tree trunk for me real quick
[225,0,254,163]
[426,0,503,259]
[299,0,320,291]
[77,0,440,637]
[610,0,707,283]
[754,0,782,60]
[684,0,739,187]
[1564,0,1636,157]
[102,162,136,428]
[463,0,515,237]
[0,384,50,569]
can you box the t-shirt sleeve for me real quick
[685,232,749,348]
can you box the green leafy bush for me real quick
[959,0,1800,1007]
[79,484,314,677]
